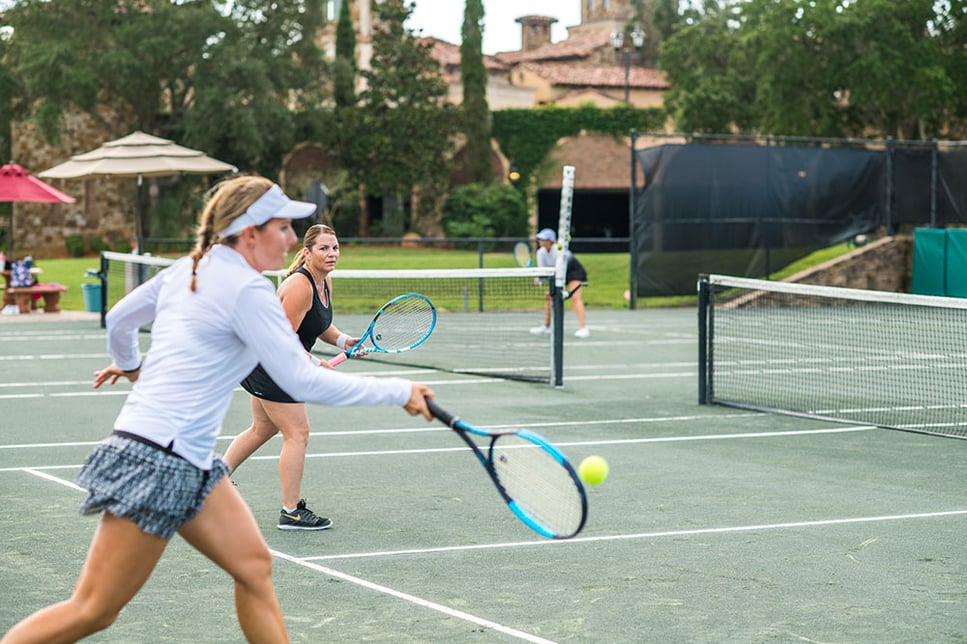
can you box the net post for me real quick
[99,252,108,329]
[556,166,575,292]
[551,281,564,386]
[628,128,638,311]
[697,273,710,404]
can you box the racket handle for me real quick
[328,352,349,367]
[425,397,457,427]
[563,283,583,300]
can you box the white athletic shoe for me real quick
[530,325,551,336]
[574,327,591,338]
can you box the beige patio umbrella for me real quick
[39,131,236,252]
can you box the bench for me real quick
[4,284,68,314]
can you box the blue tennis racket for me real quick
[425,397,588,539]
[329,293,436,366]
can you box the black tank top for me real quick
[293,267,332,351]
[240,267,333,403]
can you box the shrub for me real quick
[88,237,111,254]
[65,234,85,257]
[442,183,527,239]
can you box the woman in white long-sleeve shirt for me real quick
[1,176,434,644]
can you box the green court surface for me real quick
[1,309,966,642]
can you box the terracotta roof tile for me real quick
[494,35,612,64]
[520,62,669,90]
[422,37,509,72]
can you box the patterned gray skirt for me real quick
[77,432,230,539]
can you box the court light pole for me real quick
[611,27,645,104]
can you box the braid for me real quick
[189,216,216,292]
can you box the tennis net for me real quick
[99,251,563,384]
[698,273,967,439]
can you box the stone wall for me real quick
[784,235,913,292]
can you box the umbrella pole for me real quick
[136,174,144,255]
[7,203,12,256]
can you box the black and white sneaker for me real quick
[277,499,333,531]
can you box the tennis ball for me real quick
[578,455,609,486]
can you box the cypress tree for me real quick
[460,0,492,183]
[334,0,357,108]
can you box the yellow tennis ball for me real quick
[578,455,609,486]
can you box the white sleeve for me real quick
[105,271,167,371]
[232,283,411,407]
[536,247,555,268]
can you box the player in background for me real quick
[225,223,356,531]
[530,228,590,338]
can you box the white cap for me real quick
[220,184,317,238]
[536,228,557,241]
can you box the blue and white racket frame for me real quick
[425,397,588,540]
[328,293,436,366]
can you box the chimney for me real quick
[515,15,557,52]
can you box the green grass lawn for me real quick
[24,242,856,312]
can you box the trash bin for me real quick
[82,283,102,313]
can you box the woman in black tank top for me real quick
[224,224,361,530]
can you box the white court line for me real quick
[0,380,91,388]
[0,370,685,401]
[12,467,556,644]
[23,468,84,491]
[0,353,107,361]
[271,550,556,644]
[254,426,876,462]
[0,421,860,458]
[302,509,967,563]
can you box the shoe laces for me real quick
[296,499,321,521]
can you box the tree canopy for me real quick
[0,0,328,175]
[660,0,967,139]
[334,0,458,199]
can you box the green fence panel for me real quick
[911,228,947,296]
[944,229,967,297]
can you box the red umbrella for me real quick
[0,163,77,255]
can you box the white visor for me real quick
[220,184,317,238]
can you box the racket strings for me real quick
[490,435,585,537]
[371,297,435,350]
[513,242,532,267]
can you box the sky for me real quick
[405,0,582,55]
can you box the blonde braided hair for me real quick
[188,175,274,291]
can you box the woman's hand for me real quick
[404,384,434,420]
[93,364,140,388]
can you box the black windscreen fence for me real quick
[632,141,967,296]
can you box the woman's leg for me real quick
[1,514,168,644]
[258,400,312,511]
[568,280,587,328]
[178,479,287,644]
[222,397,281,472]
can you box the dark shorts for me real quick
[566,263,588,284]
[77,433,230,539]
[241,364,300,404]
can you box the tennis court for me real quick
[1,308,965,642]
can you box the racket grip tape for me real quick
[425,398,458,428]
[328,352,349,367]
